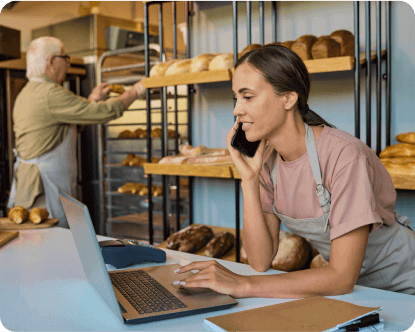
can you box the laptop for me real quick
[58,188,238,325]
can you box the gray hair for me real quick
[26,37,63,80]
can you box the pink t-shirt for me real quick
[259,125,397,241]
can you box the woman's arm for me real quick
[241,178,280,272]
[244,224,370,298]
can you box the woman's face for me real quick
[232,62,288,142]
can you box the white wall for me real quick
[189,1,415,230]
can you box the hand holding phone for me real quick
[231,122,261,158]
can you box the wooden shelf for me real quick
[157,224,242,263]
[143,162,237,179]
[141,50,386,88]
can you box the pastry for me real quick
[311,36,341,59]
[239,44,262,58]
[29,207,49,224]
[168,129,180,138]
[8,206,30,224]
[190,53,217,72]
[396,132,415,144]
[151,127,162,138]
[379,143,415,158]
[329,30,354,56]
[121,153,135,166]
[153,185,163,197]
[291,35,318,61]
[309,253,329,269]
[271,233,312,272]
[109,84,125,94]
[118,182,145,195]
[117,130,135,139]
[134,128,147,138]
[208,53,234,71]
[165,59,192,76]
[149,59,177,77]
[204,232,235,258]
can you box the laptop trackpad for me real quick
[172,284,214,296]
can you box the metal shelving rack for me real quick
[96,43,190,243]
[141,1,392,260]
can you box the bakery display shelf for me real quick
[157,224,242,263]
[105,163,143,168]
[141,50,387,88]
[389,173,415,190]
[141,69,233,88]
[109,188,190,199]
[143,162,236,179]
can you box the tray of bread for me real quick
[379,131,415,190]
[158,224,328,272]
[0,206,58,230]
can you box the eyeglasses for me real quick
[54,55,71,64]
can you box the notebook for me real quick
[204,296,383,332]
[58,188,238,325]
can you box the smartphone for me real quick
[231,122,261,158]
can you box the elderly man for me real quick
[8,36,146,228]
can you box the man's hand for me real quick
[88,83,111,102]
[133,80,146,100]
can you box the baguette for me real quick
[208,53,234,71]
[396,132,415,144]
[29,207,49,224]
[165,59,192,76]
[379,143,415,158]
[383,162,415,176]
[149,60,177,77]
[8,206,30,224]
[190,53,217,73]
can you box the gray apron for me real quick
[8,125,77,229]
[270,123,415,295]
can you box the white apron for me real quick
[270,122,415,295]
[8,125,78,229]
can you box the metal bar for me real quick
[366,1,372,148]
[100,61,158,73]
[386,1,391,146]
[144,2,154,245]
[247,2,252,45]
[233,0,240,263]
[5,69,14,186]
[354,2,361,139]
[259,1,265,45]
[272,1,277,42]
[376,1,382,156]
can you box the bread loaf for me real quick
[118,130,135,138]
[266,40,295,50]
[311,36,341,59]
[8,206,29,224]
[165,225,214,253]
[396,132,415,144]
[165,59,192,76]
[109,84,125,94]
[190,53,217,73]
[309,253,329,269]
[149,60,177,77]
[329,30,354,56]
[291,35,318,61]
[29,207,49,224]
[379,143,415,158]
[208,53,234,71]
[179,144,208,157]
[239,44,262,58]
[166,226,193,250]
[271,233,312,272]
[134,128,147,138]
[383,162,415,176]
[380,157,415,164]
[204,232,235,258]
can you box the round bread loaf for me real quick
[190,53,217,73]
[291,35,318,61]
[310,254,329,269]
[165,59,192,76]
[239,44,262,58]
[208,53,234,71]
[266,40,295,50]
[149,60,177,77]
[396,132,415,144]
[379,143,415,158]
[311,36,341,59]
[271,233,312,272]
[329,30,354,56]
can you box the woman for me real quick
[174,45,415,297]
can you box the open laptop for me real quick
[58,188,238,325]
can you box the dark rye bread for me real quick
[166,225,214,253]
[204,232,235,258]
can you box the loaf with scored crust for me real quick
[329,30,354,56]
[204,232,235,258]
[311,36,341,59]
[291,35,318,61]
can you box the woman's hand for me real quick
[173,260,251,299]
[226,119,267,182]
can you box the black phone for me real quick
[231,122,261,158]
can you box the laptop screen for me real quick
[58,188,123,322]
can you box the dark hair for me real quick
[235,44,335,128]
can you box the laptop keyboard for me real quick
[110,270,188,315]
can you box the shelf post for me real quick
[354,1,361,139]
[365,1,372,148]
[376,1,382,156]
[386,1,391,146]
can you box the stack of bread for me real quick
[8,206,50,225]
[158,144,233,165]
[380,132,415,176]
[117,127,179,139]
[148,29,353,78]
[121,154,160,167]
[117,182,165,197]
